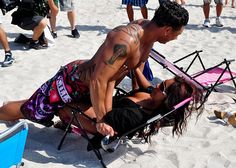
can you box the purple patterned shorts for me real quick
[20,61,90,126]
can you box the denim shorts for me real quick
[59,0,75,11]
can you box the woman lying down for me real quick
[0,66,204,146]
[57,76,203,142]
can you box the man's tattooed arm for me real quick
[106,44,127,65]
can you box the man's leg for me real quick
[67,10,80,38]
[232,0,235,7]
[0,26,10,52]
[203,1,211,27]
[126,4,134,22]
[49,12,58,38]
[203,3,210,19]
[67,10,76,31]
[49,0,59,38]
[215,1,223,27]
[216,3,223,17]
[30,17,48,49]
[32,18,47,42]
[0,100,26,121]
[18,16,48,49]
[59,0,79,38]
[0,26,14,67]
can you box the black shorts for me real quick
[104,98,149,136]
[18,15,44,30]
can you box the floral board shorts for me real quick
[20,61,90,126]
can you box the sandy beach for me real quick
[0,0,236,167]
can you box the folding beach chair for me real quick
[149,49,236,105]
[56,94,193,168]
[0,120,28,168]
[56,105,107,168]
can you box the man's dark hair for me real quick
[151,0,189,31]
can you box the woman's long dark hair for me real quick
[161,76,204,136]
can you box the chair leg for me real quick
[57,116,74,150]
[72,110,107,168]
[57,107,107,168]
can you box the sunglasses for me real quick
[159,81,167,96]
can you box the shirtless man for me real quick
[0,1,189,136]
[90,1,188,136]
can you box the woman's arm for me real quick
[133,64,152,89]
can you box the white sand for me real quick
[1,0,236,167]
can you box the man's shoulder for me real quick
[109,24,143,39]
[130,19,149,25]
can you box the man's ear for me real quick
[164,26,173,36]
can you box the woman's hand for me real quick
[96,122,117,137]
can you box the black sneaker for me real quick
[29,40,46,50]
[38,33,48,47]
[51,31,57,38]
[71,28,80,38]
[2,52,14,67]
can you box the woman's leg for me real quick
[126,4,134,22]
[0,100,27,121]
[232,0,235,7]
[58,106,97,134]
[140,6,148,19]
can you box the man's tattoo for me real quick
[113,25,140,44]
[106,44,127,65]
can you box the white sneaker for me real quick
[203,19,210,27]
[215,17,223,27]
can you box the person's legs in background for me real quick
[140,5,148,19]
[203,0,211,27]
[0,24,14,67]
[124,0,148,23]
[59,0,79,38]
[49,0,59,38]
[49,13,57,38]
[215,0,224,27]
[67,9,79,38]
[126,4,134,22]
[29,17,48,49]
[225,0,235,7]
[232,0,235,8]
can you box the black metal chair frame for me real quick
[149,49,236,105]
[57,105,107,168]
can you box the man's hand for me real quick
[96,122,117,136]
